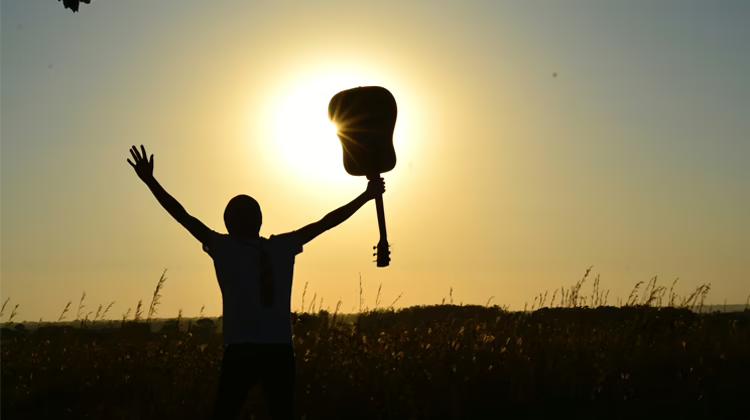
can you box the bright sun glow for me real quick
[255,64,419,191]
[271,86,342,183]
[262,68,395,186]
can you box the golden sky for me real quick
[2,1,749,320]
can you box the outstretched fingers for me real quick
[129,147,140,163]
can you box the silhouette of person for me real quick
[127,145,385,420]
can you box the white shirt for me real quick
[203,231,303,344]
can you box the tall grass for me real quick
[147,269,168,321]
[0,298,10,318]
[3,268,741,324]
[525,267,717,313]
[75,292,86,321]
[3,295,748,419]
[58,301,72,322]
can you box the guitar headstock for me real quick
[373,241,391,267]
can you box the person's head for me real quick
[224,195,262,238]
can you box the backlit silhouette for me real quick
[127,145,384,420]
[329,86,397,267]
[57,0,92,13]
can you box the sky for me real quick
[2,0,749,321]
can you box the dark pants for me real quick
[212,342,295,420]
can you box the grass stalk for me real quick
[147,269,168,321]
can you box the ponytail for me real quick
[259,239,274,307]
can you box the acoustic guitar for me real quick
[328,86,397,267]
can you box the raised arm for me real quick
[127,145,212,244]
[294,177,385,245]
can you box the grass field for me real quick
[2,302,748,419]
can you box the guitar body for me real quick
[328,86,397,176]
[329,86,397,267]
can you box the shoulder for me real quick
[268,231,304,255]
[202,230,229,256]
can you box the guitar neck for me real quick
[368,174,388,243]
[374,193,388,243]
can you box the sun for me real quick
[254,64,419,191]
[270,85,342,183]
[262,69,394,186]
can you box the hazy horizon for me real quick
[2,1,749,321]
